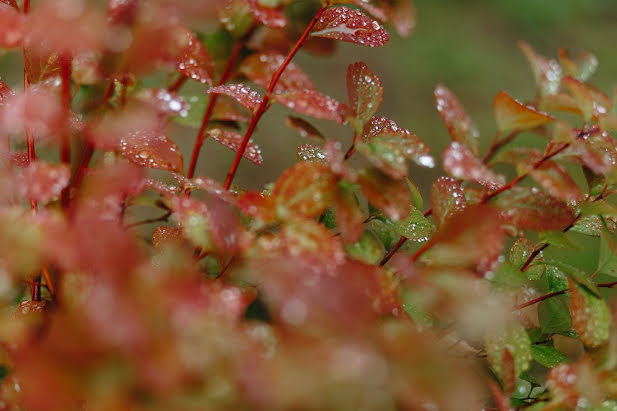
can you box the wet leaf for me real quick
[494,91,554,132]
[485,324,532,387]
[528,161,583,203]
[135,88,190,117]
[541,261,600,297]
[273,89,346,123]
[434,84,479,155]
[517,41,562,96]
[562,76,597,122]
[239,53,314,92]
[296,143,326,162]
[347,62,383,125]
[285,116,325,141]
[311,6,389,47]
[281,219,345,264]
[18,161,70,203]
[344,229,384,264]
[570,131,617,176]
[206,128,262,165]
[539,297,571,335]
[247,0,286,29]
[152,226,184,251]
[559,48,598,82]
[569,280,611,348]
[509,237,544,279]
[0,79,14,104]
[177,27,214,85]
[207,84,263,113]
[335,181,365,244]
[217,0,254,38]
[442,142,504,189]
[380,205,434,242]
[531,345,567,368]
[0,0,18,10]
[357,167,411,221]
[273,161,337,220]
[490,187,575,231]
[430,177,466,227]
[120,130,184,173]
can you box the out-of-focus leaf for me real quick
[538,231,581,250]
[207,84,262,113]
[335,181,365,244]
[540,297,571,335]
[517,41,562,96]
[569,280,611,348]
[509,237,544,280]
[177,27,214,85]
[531,345,567,368]
[206,128,262,165]
[598,229,617,277]
[0,80,14,105]
[569,131,617,176]
[218,0,254,38]
[152,226,184,252]
[442,142,504,189]
[239,53,314,92]
[490,187,574,231]
[430,177,466,227]
[377,205,434,242]
[120,130,184,173]
[357,167,411,221]
[344,228,384,264]
[285,116,325,141]
[434,84,480,156]
[273,161,337,220]
[281,219,345,264]
[0,6,23,48]
[330,0,388,22]
[494,91,554,132]
[485,324,532,389]
[135,88,190,117]
[380,0,416,37]
[528,163,583,203]
[296,143,326,162]
[0,0,18,10]
[559,48,598,82]
[247,0,286,28]
[273,89,346,123]
[18,161,70,203]
[562,76,596,122]
[346,62,383,126]
[310,6,389,47]
[539,92,582,116]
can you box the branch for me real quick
[515,281,617,310]
[223,6,328,189]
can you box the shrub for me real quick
[1,0,617,409]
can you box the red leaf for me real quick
[206,128,262,166]
[311,6,389,47]
[285,116,325,141]
[357,167,411,221]
[562,76,609,122]
[273,89,346,123]
[19,161,70,203]
[0,6,24,48]
[177,28,214,85]
[435,84,479,155]
[296,143,326,162]
[281,220,346,264]
[517,41,562,96]
[247,0,287,29]
[347,62,383,125]
[135,88,190,117]
[188,176,237,205]
[323,139,357,181]
[0,0,18,10]
[430,177,467,227]
[442,142,504,189]
[9,151,29,167]
[569,131,617,175]
[107,0,140,24]
[152,226,184,252]
[119,130,184,173]
[0,80,14,105]
[207,84,262,113]
[240,53,315,92]
[272,161,337,220]
[335,182,365,244]
[494,91,554,132]
[331,0,388,22]
[490,186,575,231]
[237,190,276,223]
[381,0,416,37]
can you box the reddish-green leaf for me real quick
[120,130,184,173]
[152,226,184,252]
[494,91,554,132]
[569,280,611,348]
[239,53,315,92]
[344,228,384,264]
[430,176,466,227]
[384,205,434,242]
[0,79,14,104]
[247,0,287,29]
[380,0,416,37]
[570,131,617,175]
[559,48,598,83]
[347,62,383,125]
[0,6,23,48]
[177,28,214,85]
[528,162,583,203]
[285,116,325,141]
[273,161,337,220]
[335,181,365,244]
[490,187,575,231]
[206,128,262,165]
[135,88,189,117]
[435,84,480,155]
[273,89,346,123]
[207,84,262,113]
[296,143,326,162]
[517,41,561,96]
[281,219,345,264]
[442,142,504,189]
[357,167,411,221]
[18,161,70,203]
[311,6,389,47]
[562,76,596,122]
[485,324,532,388]
[0,0,18,10]
[509,237,544,279]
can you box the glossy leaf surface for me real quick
[206,128,263,165]
[494,91,554,132]
[311,6,389,47]
[435,84,479,155]
[442,142,504,189]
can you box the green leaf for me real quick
[579,199,617,218]
[598,230,617,277]
[531,345,567,368]
[509,237,544,280]
[546,266,568,292]
[539,261,600,297]
[369,219,401,251]
[379,206,434,243]
[570,280,611,348]
[490,262,527,290]
[485,324,532,385]
[539,297,571,335]
[538,231,581,250]
[344,229,384,265]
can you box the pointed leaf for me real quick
[538,231,581,250]
[206,128,262,165]
[528,161,583,203]
[239,53,315,92]
[285,116,325,141]
[18,161,70,203]
[347,62,383,125]
[357,167,411,221]
[570,131,617,175]
[247,0,286,29]
[517,41,562,96]
[177,28,214,85]
[442,142,504,189]
[273,161,337,220]
[531,345,567,368]
[207,84,262,113]
[541,261,600,297]
[273,89,346,123]
[435,84,480,155]
[562,76,598,122]
[569,280,611,348]
[120,130,184,173]
[494,91,554,132]
[344,228,384,264]
[490,187,575,231]
[430,176,466,227]
[485,324,532,385]
[382,205,434,242]
[509,237,544,280]
[539,297,571,334]
[311,6,389,47]
[559,48,598,82]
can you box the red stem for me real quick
[223,6,327,189]
[168,75,187,93]
[60,53,72,208]
[380,207,433,266]
[515,281,617,311]
[187,40,244,179]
